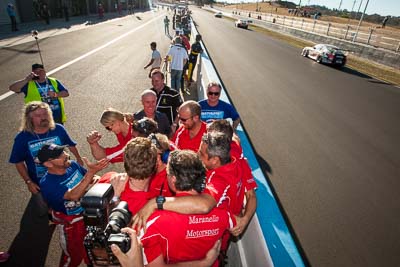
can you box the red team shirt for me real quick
[171,122,207,152]
[99,172,150,215]
[140,192,236,266]
[148,168,174,198]
[104,123,133,163]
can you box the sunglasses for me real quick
[178,116,192,122]
[208,91,220,96]
[105,125,113,131]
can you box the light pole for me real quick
[353,0,369,42]
[355,0,364,20]
[348,0,357,24]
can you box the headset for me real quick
[148,133,170,164]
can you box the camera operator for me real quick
[38,144,109,267]
[9,63,70,124]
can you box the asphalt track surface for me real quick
[192,8,400,267]
[0,7,399,267]
[0,10,175,266]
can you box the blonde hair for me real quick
[100,108,125,125]
[20,101,55,133]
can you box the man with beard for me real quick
[6,101,83,266]
[172,100,207,152]
[39,144,108,267]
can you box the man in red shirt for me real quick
[148,133,175,198]
[140,150,235,266]
[172,100,207,152]
[99,137,157,215]
[207,120,257,230]
[133,132,239,229]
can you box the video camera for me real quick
[81,183,132,266]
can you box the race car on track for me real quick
[214,12,222,18]
[235,19,249,29]
[301,44,347,67]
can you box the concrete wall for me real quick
[249,17,400,69]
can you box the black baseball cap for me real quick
[32,63,44,70]
[37,144,67,163]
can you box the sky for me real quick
[225,1,400,17]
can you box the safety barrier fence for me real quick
[231,9,400,53]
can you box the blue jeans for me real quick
[170,69,182,91]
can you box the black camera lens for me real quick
[108,201,132,233]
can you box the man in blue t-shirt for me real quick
[6,101,83,266]
[39,144,108,267]
[198,82,241,130]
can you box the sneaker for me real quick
[0,252,10,263]
[184,88,191,95]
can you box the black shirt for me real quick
[151,85,183,125]
[133,110,172,136]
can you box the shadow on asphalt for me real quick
[340,66,392,85]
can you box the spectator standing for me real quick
[140,150,235,266]
[134,90,171,136]
[87,108,133,163]
[38,144,108,267]
[41,3,50,24]
[187,34,203,85]
[172,100,207,152]
[165,36,188,92]
[7,102,83,267]
[98,2,104,19]
[163,15,170,35]
[198,82,241,130]
[9,63,69,124]
[6,3,18,31]
[382,16,389,28]
[144,42,162,78]
[150,70,182,130]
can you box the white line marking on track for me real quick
[0,14,164,102]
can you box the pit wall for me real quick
[191,20,307,267]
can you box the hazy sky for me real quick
[226,1,399,16]
[301,0,399,16]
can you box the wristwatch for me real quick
[156,195,166,210]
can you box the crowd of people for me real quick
[161,7,203,96]
[2,6,258,267]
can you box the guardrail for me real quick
[232,9,400,53]
[190,20,307,267]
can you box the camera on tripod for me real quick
[81,183,132,266]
